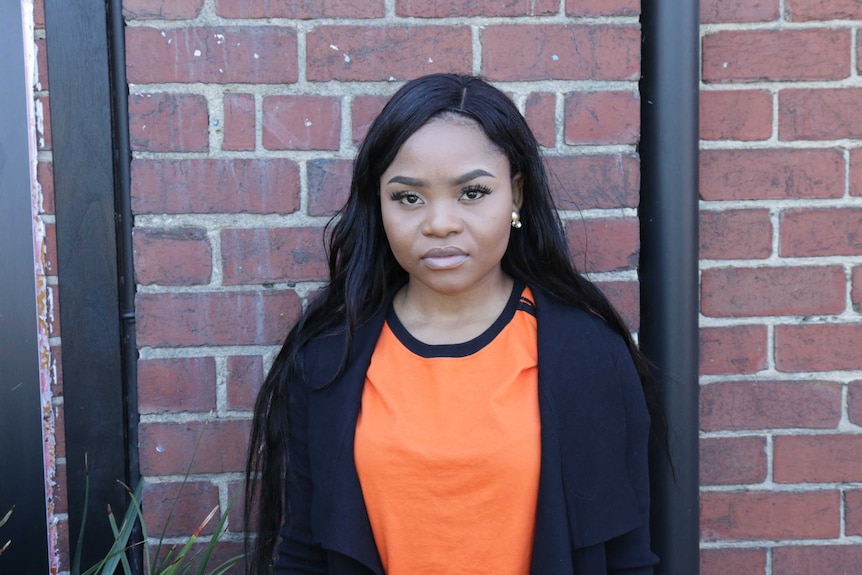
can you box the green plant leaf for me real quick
[193,490,239,575]
[71,466,90,575]
[0,506,13,528]
[153,419,210,574]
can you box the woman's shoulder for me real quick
[530,285,628,349]
[296,306,389,387]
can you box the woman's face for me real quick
[380,116,522,298]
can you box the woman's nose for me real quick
[421,201,462,237]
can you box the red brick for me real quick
[700,90,772,141]
[483,25,640,82]
[53,462,67,514]
[399,0,557,17]
[780,89,862,140]
[47,284,60,337]
[44,222,57,275]
[776,324,862,372]
[775,435,862,482]
[774,545,862,575]
[142,481,219,538]
[851,149,862,196]
[781,209,862,257]
[699,325,768,375]
[700,381,842,431]
[854,267,862,312]
[847,490,862,536]
[352,95,388,144]
[38,96,51,150]
[699,209,772,260]
[701,548,766,575]
[136,290,300,347]
[139,419,250,475]
[227,355,263,411]
[566,0,638,16]
[701,0,779,23]
[699,149,844,200]
[122,0,204,19]
[221,227,329,285]
[545,154,640,210]
[216,0,384,18]
[131,159,300,215]
[564,91,639,145]
[50,345,62,394]
[853,381,862,426]
[307,26,472,82]
[126,27,297,84]
[223,93,255,151]
[34,0,45,28]
[594,280,639,332]
[138,357,216,414]
[700,491,839,540]
[525,93,556,148]
[54,404,65,458]
[226,479,251,532]
[307,159,353,216]
[38,162,54,214]
[36,37,48,90]
[703,30,850,82]
[133,227,212,286]
[565,218,639,273]
[786,0,862,21]
[155,541,244,573]
[701,266,845,317]
[700,436,767,486]
[262,96,341,151]
[129,93,208,153]
[56,519,69,572]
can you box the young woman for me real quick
[246,74,659,575]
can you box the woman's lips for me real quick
[421,247,468,269]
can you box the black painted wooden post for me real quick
[44,0,137,569]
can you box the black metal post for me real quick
[107,0,142,569]
[108,0,140,502]
[639,1,701,574]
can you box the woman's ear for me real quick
[511,173,524,210]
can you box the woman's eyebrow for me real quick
[386,175,426,187]
[385,169,495,187]
[451,169,495,185]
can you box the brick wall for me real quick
[699,0,862,573]
[122,0,643,568]
[39,0,862,571]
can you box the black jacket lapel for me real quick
[304,313,387,575]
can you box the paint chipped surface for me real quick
[21,0,60,572]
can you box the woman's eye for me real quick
[391,191,423,205]
[460,185,491,201]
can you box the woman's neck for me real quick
[392,273,515,345]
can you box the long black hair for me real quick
[245,73,662,573]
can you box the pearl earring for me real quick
[511,210,522,229]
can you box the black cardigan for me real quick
[275,286,657,574]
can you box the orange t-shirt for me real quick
[354,286,540,575]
